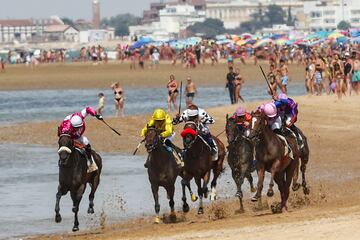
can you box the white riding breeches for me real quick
[77,136,90,146]
[270,116,282,131]
[285,114,292,126]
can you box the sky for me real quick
[0,0,162,20]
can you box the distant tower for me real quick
[92,0,100,29]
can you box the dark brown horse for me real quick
[180,122,225,214]
[144,127,180,223]
[285,126,310,195]
[249,111,299,213]
[225,115,256,213]
[55,134,102,231]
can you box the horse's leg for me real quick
[301,147,310,195]
[186,180,198,202]
[166,185,176,222]
[210,161,221,201]
[55,185,67,223]
[195,177,204,214]
[246,172,256,193]
[252,165,264,202]
[151,183,161,223]
[232,170,246,213]
[292,159,301,192]
[267,161,282,197]
[272,173,284,214]
[88,172,100,214]
[70,184,85,232]
[202,171,210,199]
[181,179,190,213]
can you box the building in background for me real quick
[43,25,79,42]
[303,0,360,32]
[92,0,101,29]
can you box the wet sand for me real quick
[3,94,360,239]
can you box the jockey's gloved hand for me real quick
[95,114,103,120]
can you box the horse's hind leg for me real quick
[88,173,100,214]
[166,185,176,222]
[151,184,161,223]
[55,185,67,223]
[195,177,204,214]
[301,151,310,195]
[292,160,301,192]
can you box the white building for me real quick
[303,0,360,32]
[206,0,304,29]
[130,4,205,39]
[43,25,79,42]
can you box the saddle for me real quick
[73,141,87,156]
[276,134,293,161]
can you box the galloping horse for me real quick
[55,134,102,231]
[225,115,256,212]
[144,127,180,223]
[181,122,225,214]
[285,126,310,195]
[249,111,300,213]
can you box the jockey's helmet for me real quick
[70,115,83,128]
[263,102,277,118]
[235,106,246,117]
[152,109,166,121]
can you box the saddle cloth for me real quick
[276,134,293,160]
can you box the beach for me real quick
[1,63,360,239]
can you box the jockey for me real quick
[274,93,302,146]
[173,104,217,159]
[261,102,283,136]
[58,106,103,173]
[141,108,182,168]
[232,106,252,137]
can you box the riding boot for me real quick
[291,125,303,148]
[85,144,98,173]
[204,134,218,160]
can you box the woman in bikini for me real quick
[331,53,344,100]
[234,68,245,102]
[167,74,179,112]
[111,82,125,117]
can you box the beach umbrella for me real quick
[253,38,273,48]
[275,38,288,45]
[241,33,252,39]
[337,36,350,44]
[351,36,360,44]
[235,39,247,46]
[328,32,344,39]
[246,39,257,45]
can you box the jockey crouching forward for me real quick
[141,108,183,168]
[58,106,103,173]
[274,93,303,147]
[261,102,283,136]
[232,106,252,137]
[173,104,218,160]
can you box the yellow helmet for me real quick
[152,109,166,121]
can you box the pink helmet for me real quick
[278,93,288,100]
[263,102,277,118]
[235,106,246,116]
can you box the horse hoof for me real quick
[72,226,79,232]
[55,214,62,223]
[271,203,282,214]
[210,195,217,201]
[154,216,161,224]
[303,187,310,195]
[267,190,274,197]
[292,183,301,192]
[235,209,245,214]
[250,187,257,193]
[251,196,258,202]
[183,204,190,213]
[88,207,94,214]
[191,194,198,202]
[170,212,177,222]
[198,208,204,215]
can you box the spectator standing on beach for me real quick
[226,66,236,104]
[184,76,198,107]
[0,58,5,73]
[234,67,244,102]
[352,52,360,94]
[167,74,179,112]
[278,59,289,94]
[97,93,105,115]
[111,82,125,117]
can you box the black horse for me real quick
[55,134,102,231]
[225,115,256,213]
[144,127,180,223]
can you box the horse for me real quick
[249,110,300,213]
[144,127,180,223]
[180,121,226,214]
[55,134,102,231]
[285,126,310,195]
[225,115,256,213]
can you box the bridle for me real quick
[182,121,198,151]
[57,134,74,167]
[145,128,160,153]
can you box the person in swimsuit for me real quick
[184,76,197,107]
[167,74,178,112]
[267,64,278,96]
[278,59,289,94]
[97,92,105,115]
[234,68,245,102]
[344,52,353,96]
[352,52,360,95]
[331,53,344,100]
[111,82,125,117]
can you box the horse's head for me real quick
[144,127,160,153]
[57,134,74,166]
[225,114,239,144]
[249,110,267,141]
[181,121,198,149]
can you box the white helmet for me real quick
[70,115,83,128]
[187,109,199,117]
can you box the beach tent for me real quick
[131,37,154,49]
